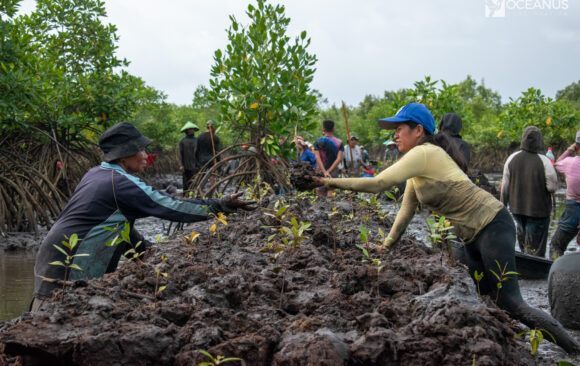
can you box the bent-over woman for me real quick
[310,103,579,354]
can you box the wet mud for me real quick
[289,162,323,191]
[0,192,546,365]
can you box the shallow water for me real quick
[0,251,36,321]
[0,218,172,322]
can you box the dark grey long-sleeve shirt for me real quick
[34,162,225,298]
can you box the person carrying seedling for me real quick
[31,122,256,311]
[178,121,200,196]
[307,103,580,354]
[549,131,580,258]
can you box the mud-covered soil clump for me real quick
[1,192,535,365]
[289,162,323,191]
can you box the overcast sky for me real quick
[18,0,580,107]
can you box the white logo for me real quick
[486,0,506,17]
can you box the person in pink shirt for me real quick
[549,131,580,258]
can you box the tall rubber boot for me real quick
[549,228,577,259]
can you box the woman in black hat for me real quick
[32,122,254,309]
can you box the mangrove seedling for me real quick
[329,205,340,218]
[264,199,290,224]
[259,233,284,270]
[281,216,311,248]
[155,234,168,243]
[355,242,383,297]
[154,254,168,303]
[385,185,402,211]
[104,221,144,262]
[489,260,519,303]
[48,233,89,296]
[426,214,457,266]
[360,225,370,252]
[515,328,556,355]
[474,270,484,296]
[180,231,200,258]
[197,349,242,366]
[209,212,228,241]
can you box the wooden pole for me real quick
[294,123,299,162]
[208,121,217,166]
[342,101,355,176]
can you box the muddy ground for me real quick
[0,185,553,366]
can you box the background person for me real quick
[501,126,557,257]
[178,121,200,196]
[549,131,580,257]
[32,122,255,311]
[383,140,400,166]
[308,103,579,354]
[313,119,344,196]
[438,113,471,165]
[342,134,365,177]
[294,137,317,168]
[360,145,370,165]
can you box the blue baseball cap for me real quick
[377,103,435,135]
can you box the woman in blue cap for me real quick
[310,103,580,353]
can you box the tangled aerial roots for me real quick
[190,144,290,198]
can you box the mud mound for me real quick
[289,162,322,191]
[0,193,533,365]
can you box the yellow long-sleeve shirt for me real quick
[325,143,504,246]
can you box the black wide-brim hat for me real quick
[98,122,153,162]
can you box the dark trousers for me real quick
[556,200,580,234]
[182,169,197,196]
[459,207,579,353]
[512,214,550,257]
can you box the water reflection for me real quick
[0,251,35,322]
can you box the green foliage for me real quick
[355,227,383,296]
[208,0,318,158]
[197,349,242,366]
[319,75,580,152]
[499,88,579,147]
[384,186,402,212]
[209,212,228,241]
[49,233,88,274]
[489,260,519,304]
[48,233,89,295]
[556,80,580,110]
[515,328,556,355]
[1,0,162,155]
[154,254,168,302]
[104,221,143,262]
[180,231,200,258]
[280,216,311,247]
[558,361,577,366]
[426,214,457,266]
[474,270,484,297]
[426,215,456,250]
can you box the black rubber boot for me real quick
[549,228,577,259]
